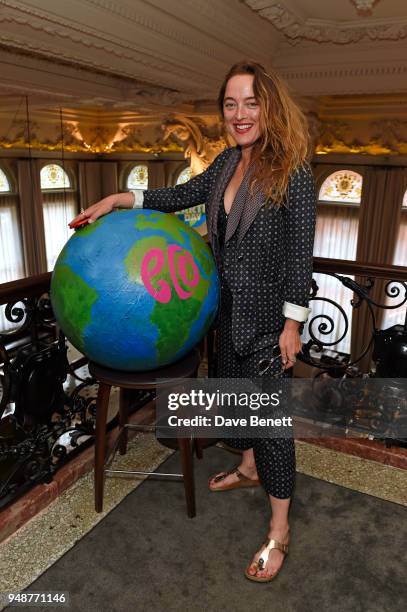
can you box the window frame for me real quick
[40,162,76,193]
[316,167,364,208]
[124,162,149,191]
[175,165,192,186]
[0,163,17,195]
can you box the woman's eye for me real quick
[224,103,235,110]
[248,102,258,108]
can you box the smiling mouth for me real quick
[234,124,253,133]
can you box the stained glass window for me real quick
[126,164,148,189]
[319,170,363,204]
[176,167,192,185]
[40,164,71,190]
[0,168,11,193]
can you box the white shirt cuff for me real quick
[130,189,144,208]
[282,301,311,323]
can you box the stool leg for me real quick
[94,382,111,513]
[119,387,131,455]
[195,438,204,459]
[177,437,196,518]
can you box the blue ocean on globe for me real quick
[50,209,220,371]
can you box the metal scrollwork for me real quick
[301,270,406,374]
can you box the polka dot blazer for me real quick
[140,146,317,355]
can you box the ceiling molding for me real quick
[244,0,407,44]
[0,1,221,95]
[0,47,190,113]
[0,1,406,106]
[278,61,407,95]
[0,0,279,100]
[0,22,199,94]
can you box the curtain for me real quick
[79,162,119,207]
[0,194,26,331]
[101,162,118,198]
[79,162,102,209]
[350,167,407,371]
[147,161,165,189]
[42,191,77,271]
[17,159,47,275]
[304,204,359,354]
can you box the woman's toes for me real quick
[257,568,271,578]
[247,563,258,576]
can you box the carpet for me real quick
[12,444,407,612]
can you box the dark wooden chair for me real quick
[89,348,201,518]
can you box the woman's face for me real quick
[223,74,261,149]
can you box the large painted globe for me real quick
[50,209,219,371]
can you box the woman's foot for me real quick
[208,464,259,491]
[246,525,290,580]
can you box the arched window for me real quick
[40,163,71,190]
[0,167,11,192]
[176,167,192,185]
[174,165,205,232]
[126,164,148,190]
[0,165,25,330]
[40,163,77,272]
[306,169,363,354]
[318,170,363,204]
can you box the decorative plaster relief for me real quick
[351,1,380,17]
[315,119,407,155]
[244,0,407,44]
[161,115,229,174]
[0,104,406,157]
[0,1,209,94]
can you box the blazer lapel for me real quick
[236,181,265,246]
[224,170,249,244]
[225,167,266,247]
[206,146,266,251]
[206,147,241,248]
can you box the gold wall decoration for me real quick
[1,106,407,158]
[0,119,184,154]
[315,119,407,156]
[161,114,229,174]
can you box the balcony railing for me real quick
[0,272,153,508]
[0,259,406,507]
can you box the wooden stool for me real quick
[89,348,200,518]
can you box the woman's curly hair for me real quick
[218,60,310,206]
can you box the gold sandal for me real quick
[208,467,260,491]
[245,538,289,583]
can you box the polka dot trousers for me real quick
[216,288,296,499]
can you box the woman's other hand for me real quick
[68,192,135,228]
[279,319,302,370]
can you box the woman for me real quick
[69,61,316,582]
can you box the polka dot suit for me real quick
[217,202,295,498]
[142,146,317,499]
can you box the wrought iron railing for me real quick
[0,259,406,507]
[0,273,153,508]
[303,258,407,373]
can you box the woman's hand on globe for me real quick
[68,192,135,228]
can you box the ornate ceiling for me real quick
[0,0,406,158]
[0,0,406,110]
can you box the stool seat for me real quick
[89,349,201,518]
[88,348,201,389]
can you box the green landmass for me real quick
[51,264,98,352]
[125,230,211,362]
